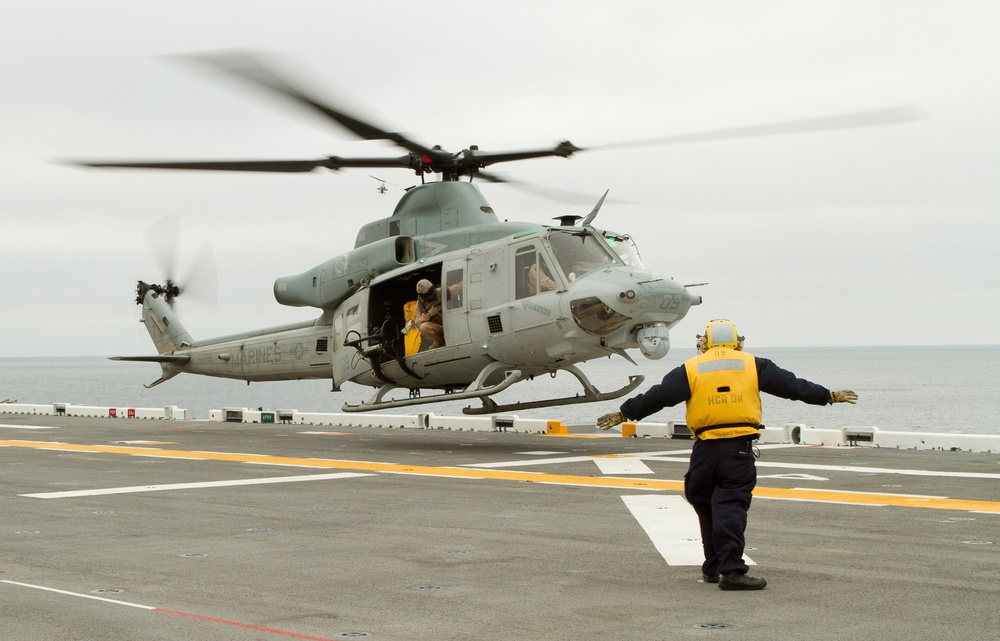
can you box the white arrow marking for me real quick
[594,457,655,475]
[0,423,59,429]
[20,472,373,499]
[622,494,756,567]
[759,473,829,481]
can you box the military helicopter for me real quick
[80,52,925,414]
[369,176,398,195]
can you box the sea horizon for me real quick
[4,345,999,435]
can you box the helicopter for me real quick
[371,177,389,195]
[369,176,398,195]
[80,52,926,415]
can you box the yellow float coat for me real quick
[684,348,762,440]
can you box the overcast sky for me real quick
[2,1,998,358]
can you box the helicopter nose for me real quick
[567,267,700,359]
[632,276,698,359]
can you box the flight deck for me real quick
[1,412,997,641]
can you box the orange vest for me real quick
[683,348,762,440]
[402,300,422,356]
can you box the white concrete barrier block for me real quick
[49,404,180,420]
[293,412,331,425]
[77,404,104,416]
[841,425,879,446]
[874,430,1000,453]
[758,424,793,444]
[794,426,842,446]
[273,411,422,428]
[510,418,548,434]
[218,408,248,423]
[165,406,187,420]
[427,415,459,430]
[635,422,672,438]
[666,420,691,440]
[785,424,808,444]
[429,414,494,431]
[334,413,362,426]
[0,403,56,416]
[368,413,422,428]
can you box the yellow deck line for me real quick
[3,439,997,513]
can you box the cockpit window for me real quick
[604,235,645,268]
[548,231,618,282]
[515,245,558,299]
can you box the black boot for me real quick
[719,573,767,590]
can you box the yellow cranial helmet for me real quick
[698,319,744,351]
[416,279,434,295]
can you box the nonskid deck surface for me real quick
[2,415,997,641]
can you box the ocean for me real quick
[2,345,998,435]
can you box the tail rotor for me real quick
[139,215,218,308]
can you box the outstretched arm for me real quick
[756,357,846,406]
[597,364,689,429]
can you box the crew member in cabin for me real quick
[527,260,557,296]
[597,319,858,591]
[414,279,444,350]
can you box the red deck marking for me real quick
[2,580,344,641]
[155,608,343,640]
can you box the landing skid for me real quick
[340,362,644,416]
[341,366,523,413]
[463,365,644,415]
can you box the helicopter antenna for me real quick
[582,190,610,227]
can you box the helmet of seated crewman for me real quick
[416,279,434,296]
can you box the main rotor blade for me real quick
[589,104,929,151]
[76,155,416,173]
[469,141,582,168]
[70,51,930,188]
[82,159,327,172]
[177,50,448,163]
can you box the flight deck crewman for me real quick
[414,279,444,350]
[596,319,858,591]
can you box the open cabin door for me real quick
[331,289,371,388]
[332,262,481,390]
[441,261,470,347]
[362,263,472,358]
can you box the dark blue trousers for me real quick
[683,436,757,576]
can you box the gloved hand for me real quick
[830,390,858,404]
[596,411,625,430]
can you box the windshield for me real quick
[570,296,633,335]
[548,231,618,282]
[604,234,645,268]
